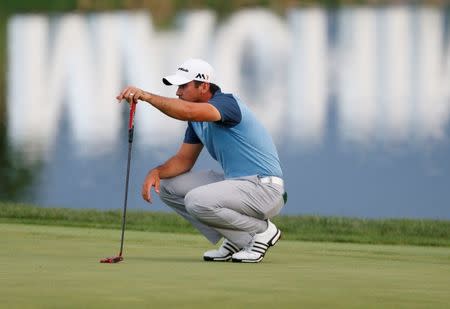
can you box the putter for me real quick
[100,102,137,263]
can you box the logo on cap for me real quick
[195,73,209,80]
[178,67,189,72]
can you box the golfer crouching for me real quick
[116,59,286,263]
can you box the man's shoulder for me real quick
[211,91,237,103]
[208,91,242,127]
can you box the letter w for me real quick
[8,14,123,159]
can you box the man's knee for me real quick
[185,189,216,217]
[159,178,183,205]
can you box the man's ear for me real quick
[201,82,210,94]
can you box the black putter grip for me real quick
[128,103,136,143]
[128,127,134,143]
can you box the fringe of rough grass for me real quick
[1,202,449,247]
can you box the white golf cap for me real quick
[163,58,215,86]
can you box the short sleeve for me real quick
[183,122,202,144]
[209,93,242,127]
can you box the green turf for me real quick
[1,223,449,308]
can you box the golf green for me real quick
[1,223,449,308]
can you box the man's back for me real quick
[187,91,282,178]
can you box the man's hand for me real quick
[142,169,161,203]
[116,86,148,104]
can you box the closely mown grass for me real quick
[1,201,449,247]
[2,223,449,309]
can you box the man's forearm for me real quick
[141,92,192,121]
[152,155,193,179]
[116,85,220,122]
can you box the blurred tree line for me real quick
[0,1,448,25]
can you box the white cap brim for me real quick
[162,74,192,86]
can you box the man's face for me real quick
[176,81,201,102]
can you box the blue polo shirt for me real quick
[184,91,282,179]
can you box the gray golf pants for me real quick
[159,170,285,248]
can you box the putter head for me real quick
[100,255,123,263]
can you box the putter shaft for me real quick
[100,103,136,264]
[119,136,133,257]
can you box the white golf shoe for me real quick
[231,220,281,263]
[203,239,241,262]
